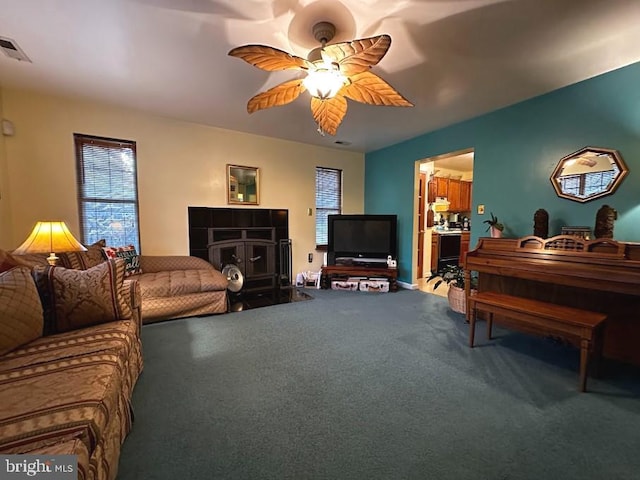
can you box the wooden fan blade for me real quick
[228,45,311,71]
[323,35,391,76]
[310,96,348,136]
[342,71,413,107]
[247,79,306,114]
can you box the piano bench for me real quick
[468,291,607,392]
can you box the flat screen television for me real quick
[327,214,397,265]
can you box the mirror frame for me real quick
[227,164,260,205]
[550,146,628,203]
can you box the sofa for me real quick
[0,252,143,480]
[0,240,228,478]
[16,240,230,322]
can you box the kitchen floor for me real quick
[417,277,449,298]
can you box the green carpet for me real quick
[118,289,640,479]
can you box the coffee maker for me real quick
[447,213,461,229]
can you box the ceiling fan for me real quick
[228,21,413,136]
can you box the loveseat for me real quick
[134,255,228,323]
[0,252,143,480]
[18,240,230,322]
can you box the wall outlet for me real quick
[477,204,485,215]
[308,253,313,263]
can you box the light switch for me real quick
[477,204,485,215]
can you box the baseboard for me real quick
[397,280,418,290]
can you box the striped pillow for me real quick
[32,258,131,334]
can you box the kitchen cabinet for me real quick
[447,179,461,212]
[460,181,472,212]
[428,177,473,213]
[427,178,436,203]
[430,233,439,272]
[435,177,448,197]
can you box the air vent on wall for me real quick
[0,36,31,62]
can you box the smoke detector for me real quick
[0,37,31,62]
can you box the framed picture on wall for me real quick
[227,164,260,205]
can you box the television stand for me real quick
[321,265,398,292]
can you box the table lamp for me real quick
[13,221,87,265]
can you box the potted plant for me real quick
[427,264,477,314]
[483,212,504,238]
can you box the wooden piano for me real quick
[463,235,640,366]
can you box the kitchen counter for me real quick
[433,229,465,235]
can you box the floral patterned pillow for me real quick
[32,258,131,334]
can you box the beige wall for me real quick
[0,87,11,247]
[1,88,364,276]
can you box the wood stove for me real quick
[188,207,291,292]
[208,227,276,291]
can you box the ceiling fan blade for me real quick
[247,79,306,113]
[229,45,311,71]
[323,34,391,76]
[342,71,413,107]
[310,96,348,136]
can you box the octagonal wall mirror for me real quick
[227,164,260,205]
[550,146,628,203]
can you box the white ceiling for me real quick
[421,151,474,173]
[2,0,640,153]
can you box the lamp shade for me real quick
[303,62,347,100]
[13,221,87,265]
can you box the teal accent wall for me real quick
[365,62,640,284]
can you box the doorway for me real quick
[415,149,474,295]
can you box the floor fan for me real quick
[222,264,244,311]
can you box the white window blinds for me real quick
[74,134,141,251]
[315,167,342,247]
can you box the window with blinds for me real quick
[559,168,618,199]
[74,134,141,251]
[315,167,342,248]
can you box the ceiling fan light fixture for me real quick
[303,62,347,99]
[229,19,412,136]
